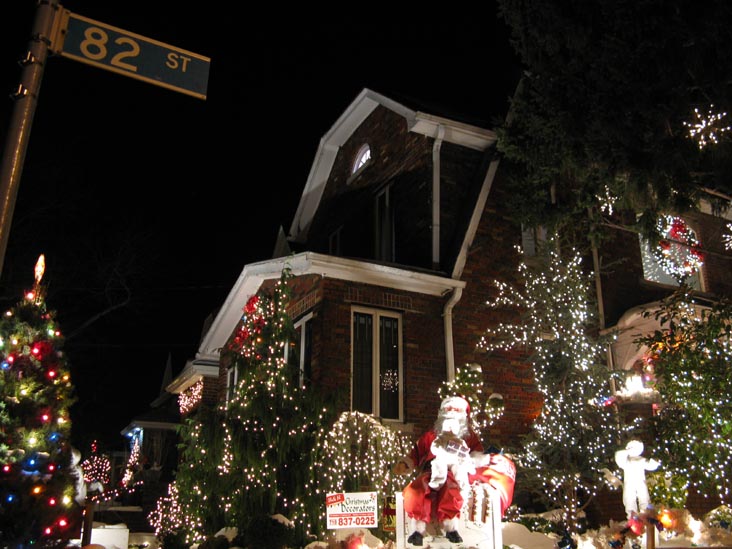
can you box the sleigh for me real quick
[395,482,503,549]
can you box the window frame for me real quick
[352,144,372,175]
[225,364,238,405]
[350,306,403,421]
[291,312,313,389]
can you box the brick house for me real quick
[167,88,732,521]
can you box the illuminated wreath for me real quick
[653,215,704,282]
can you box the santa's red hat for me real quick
[439,396,469,416]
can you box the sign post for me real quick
[50,11,210,99]
[0,3,210,278]
[0,0,60,279]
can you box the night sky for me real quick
[0,2,521,451]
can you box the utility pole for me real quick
[0,0,60,278]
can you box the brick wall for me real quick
[451,178,543,449]
[278,273,448,435]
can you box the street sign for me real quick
[51,10,210,100]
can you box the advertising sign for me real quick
[326,492,378,529]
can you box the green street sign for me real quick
[51,10,210,100]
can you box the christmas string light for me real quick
[683,105,731,149]
[479,242,634,538]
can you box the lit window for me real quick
[352,144,371,174]
[639,215,703,289]
[351,307,402,420]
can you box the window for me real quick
[329,226,342,255]
[226,365,238,405]
[289,313,313,388]
[352,144,371,174]
[375,186,394,262]
[639,215,703,290]
[351,307,402,420]
[521,224,547,256]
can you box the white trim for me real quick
[608,300,710,371]
[288,88,497,244]
[120,420,179,436]
[165,359,218,394]
[351,306,403,421]
[452,158,501,279]
[289,89,415,243]
[293,312,314,388]
[196,252,465,363]
[411,112,497,152]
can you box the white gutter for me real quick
[166,359,219,395]
[432,124,445,268]
[197,252,465,363]
[443,287,463,382]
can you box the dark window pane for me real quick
[352,312,373,413]
[379,316,399,419]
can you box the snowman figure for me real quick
[614,440,660,518]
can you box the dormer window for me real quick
[352,144,371,175]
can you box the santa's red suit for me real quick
[402,429,515,524]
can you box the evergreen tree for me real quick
[0,256,79,546]
[637,286,732,504]
[496,0,732,245]
[149,407,223,543]
[308,411,412,539]
[151,267,330,545]
[479,242,629,536]
[438,362,505,442]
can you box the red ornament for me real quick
[244,295,259,315]
[31,340,53,360]
[669,218,687,239]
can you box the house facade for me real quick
[168,88,732,521]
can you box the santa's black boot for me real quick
[446,530,463,544]
[407,531,424,546]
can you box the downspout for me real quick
[588,206,617,396]
[432,125,445,269]
[444,287,463,382]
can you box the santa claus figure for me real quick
[393,396,515,546]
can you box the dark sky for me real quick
[0,2,521,451]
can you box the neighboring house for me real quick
[166,88,732,519]
[121,355,181,486]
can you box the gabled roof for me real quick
[287,88,497,244]
[195,252,465,363]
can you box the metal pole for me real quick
[81,498,95,546]
[0,0,60,278]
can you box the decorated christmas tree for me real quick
[479,242,629,537]
[0,255,80,546]
[438,362,505,440]
[221,266,327,539]
[150,267,330,545]
[80,439,110,495]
